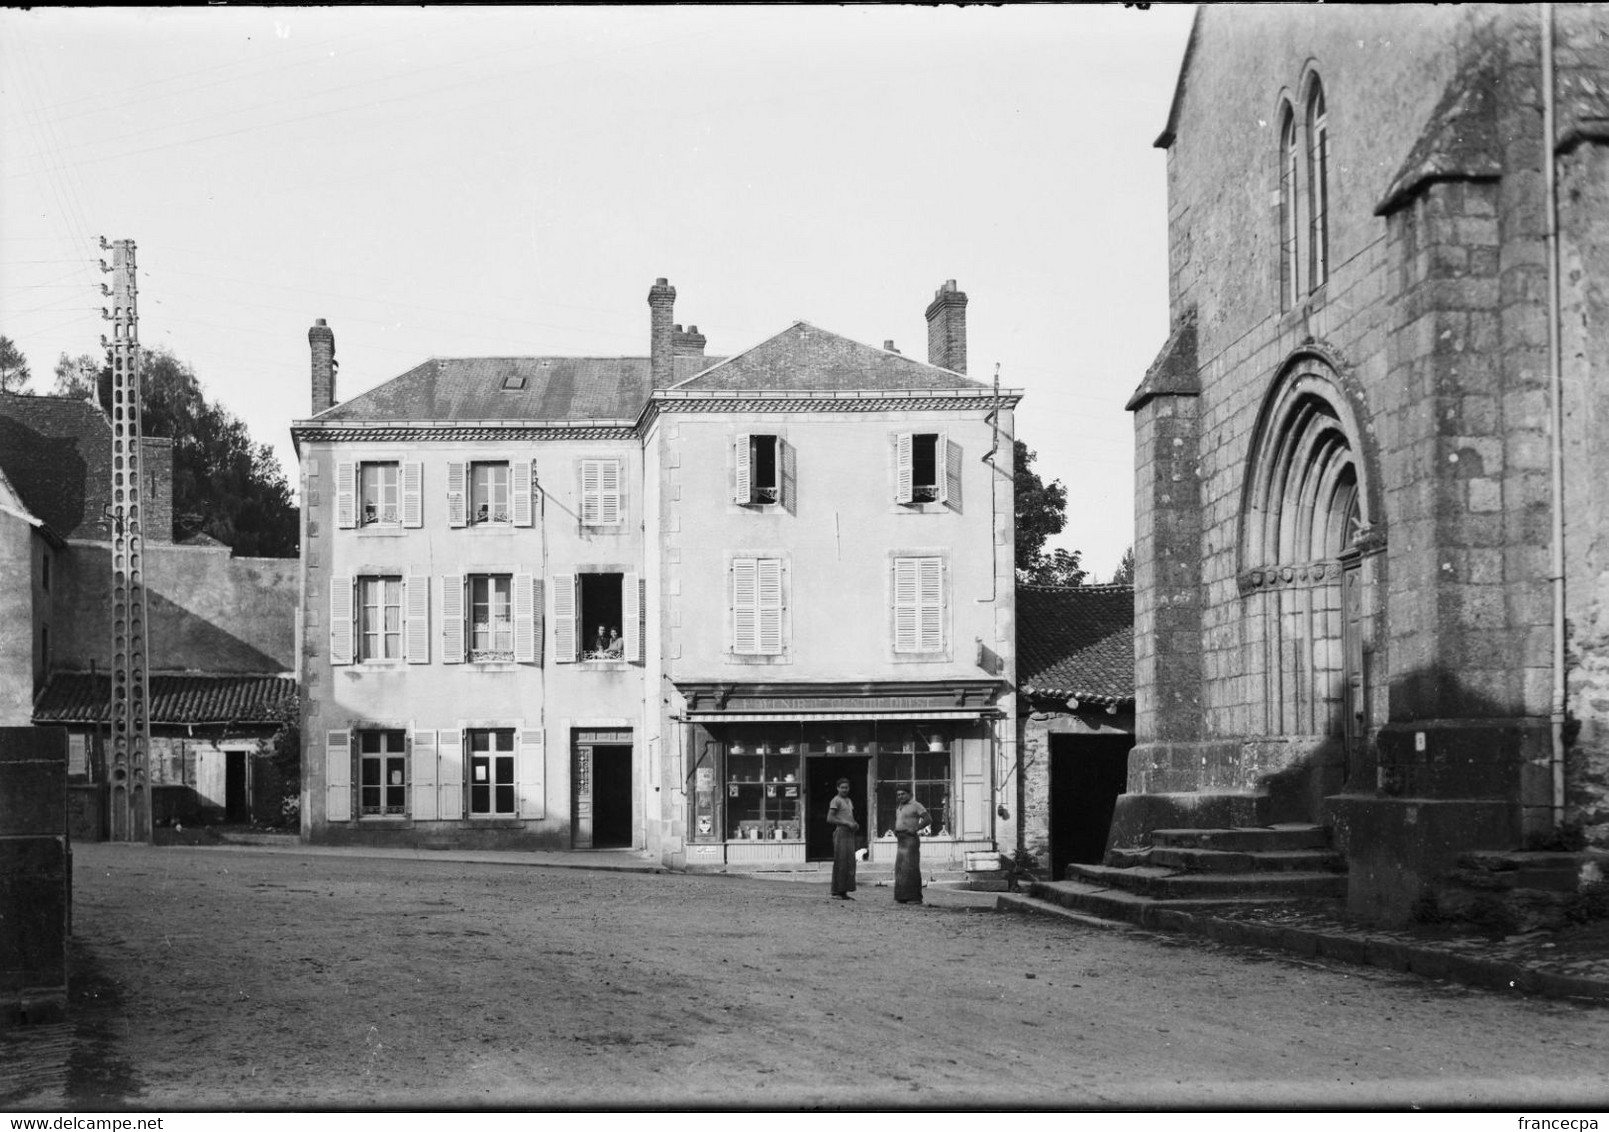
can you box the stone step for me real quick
[1148,824,1331,853]
[1025,878,1306,927]
[1109,846,1346,873]
[1450,849,1609,894]
[1066,862,1347,901]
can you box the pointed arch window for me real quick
[1306,79,1330,290]
[1277,74,1333,311]
[1279,103,1302,310]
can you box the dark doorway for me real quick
[592,744,633,848]
[805,756,869,861]
[225,750,249,822]
[1049,733,1132,881]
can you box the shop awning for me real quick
[685,710,994,723]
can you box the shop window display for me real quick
[725,742,803,842]
[876,748,950,838]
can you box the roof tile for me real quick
[33,673,296,727]
[1015,584,1135,706]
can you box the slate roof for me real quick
[1016,584,1135,708]
[673,322,984,393]
[0,392,114,540]
[33,673,296,727]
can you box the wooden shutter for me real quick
[732,558,758,654]
[531,577,545,666]
[622,572,641,662]
[405,574,429,664]
[330,576,353,664]
[437,729,463,820]
[733,435,752,504]
[67,733,87,776]
[919,557,944,652]
[895,434,914,504]
[637,576,646,663]
[325,730,351,821]
[412,730,438,820]
[959,734,987,838]
[402,462,423,527]
[941,436,962,511]
[600,460,621,525]
[757,558,783,655]
[513,459,534,526]
[514,572,537,663]
[780,437,797,515]
[446,462,467,528]
[440,575,465,664]
[552,573,577,662]
[518,729,545,819]
[893,558,918,652]
[336,462,356,528]
[580,460,600,524]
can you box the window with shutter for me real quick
[446,462,467,528]
[895,434,914,504]
[412,730,438,820]
[622,571,641,663]
[514,573,537,663]
[733,436,752,505]
[405,574,429,664]
[731,557,784,656]
[467,728,517,817]
[552,573,578,662]
[437,729,464,820]
[441,575,466,663]
[356,576,404,661]
[512,459,535,527]
[357,730,408,817]
[518,729,545,819]
[779,437,797,514]
[329,576,353,664]
[335,462,356,529]
[467,575,514,661]
[893,556,944,654]
[941,436,963,512]
[325,730,352,822]
[757,559,783,654]
[359,463,401,526]
[469,462,510,525]
[581,459,622,526]
[402,462,423,528]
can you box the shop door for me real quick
[1048,733,1132,881]
[592,745,633,849]
[225,750,249,823]
[805,756,869,862]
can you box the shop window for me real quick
[470,462,510,525]
[356,575,403,661]
[724,742,803,841]
[468,728,516,816]
[358,730,407,817]
[892,556,944,654]
[876,747,951,839]
[468,574,513,661]
[581,459,622,526]
[359,462,399,526]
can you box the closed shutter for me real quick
[441,575,465,664]
[622,571,641,663]
[518,729,545,819]
[402,462,423,527]
[336,463,356,528]
[325,730,351,822]
[959,734,987,838]
[757,559,783,655]
[514,572,537,663]
[446,462,467,528]
[552,573,577,662]
[637,576,647,663]
[599,460,621,525]
[893,558,918,652]
[732,558,758,653]
[733,435,752,504]
[330,576,353,664]
[437,729,463,820]
[412,730,438,820]
[405,574,429,664]
[581,461,600,524]
[919,557,944,652]
[895,434,914,504]
[780,437,797,515]
[941,436,962,512]
[531,577,545,666]
[513,459,535,527]
[67,733,87,776]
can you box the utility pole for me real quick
[100,237,151,842]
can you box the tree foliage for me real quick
[0,336,32,393]
[1109,545,1135,586]
[1014,439,1088,586]
[52,352,99,399]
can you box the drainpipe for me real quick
[1542,2,1567,829]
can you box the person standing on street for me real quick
[892,788,931,904]
[827,778,858,900]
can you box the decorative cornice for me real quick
[639,390,1019,431]
[291,423,638,444]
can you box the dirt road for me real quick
[6,843,1609,1109]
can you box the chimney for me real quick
[648,278,676,387]
[673,323,707,357]
[924,279,968,375]
[309,318,337,413]
[883,339,901,355]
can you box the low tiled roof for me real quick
[674,323,985,393]
[0,392,114,540]
[1016,584,1135,708]
[33,673,296,727]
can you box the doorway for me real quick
[805,756,869,861]
[1048,733,1132,881]
[592,745,633,848]
[225,749,249,823]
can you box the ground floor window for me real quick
[359,730,407,817]
[875,748,950,840]
[468,728,516,816]
[725,742,803,841]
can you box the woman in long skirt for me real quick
[892,788,932,904]
[827,778,858,899]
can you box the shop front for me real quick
[677,682,1004,870]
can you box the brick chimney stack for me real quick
[924,279,968,375]
[309,318,337,414]
[673,323,706,357]
[648,278,676,387]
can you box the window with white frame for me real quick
[731,557,785,655]
[358,730,407,817]
[894,433,962,509]
[468,574,514,661]
[359,462,400,526]
[357,575,403,661]
[551,571,641,663]
[470,462,511,525]
[892,556,944,654]
[735,434,789,507]
[467,728,516,816]
[580,459,622,525]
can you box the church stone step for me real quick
[1066,862,1347,901]
[1109,846,1345,874]
[1024,879,1307,927]
[1148,825,1331,853]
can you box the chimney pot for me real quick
[649,278,677,387]
[884,339,901,354]
[924,280,968,375]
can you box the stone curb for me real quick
[142,842,670,876]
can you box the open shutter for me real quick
[437,729,463,820]
[893,558,918,652]
[757,558,783,655]
[412,730,438,820]
[325,730,351,821]
[518,729,545,819]
[733,436,752,504]
[336,463,356,529]
[732,558,758,654]
[780,437,797,515]
[580,461,600,524]
[552,573,577,662]
[513,459,534,526]
[441,575,465,664]
[405,574,429,664]
[637,576,647,663]
[330,576,353,664]
[941,436,962,511]
[600,460,621,525]
[919,557,944,652]
[402,462,423,527]
[514,572,537,663]
[622,572,641,663]
[446,462,467,528]
[895,434,914,504]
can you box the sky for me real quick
[0,5,1195,580]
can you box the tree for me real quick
[1014,439,1088,586]
[0,337,31,393]
[51,351,100,399]
[1109,545,1135,586]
